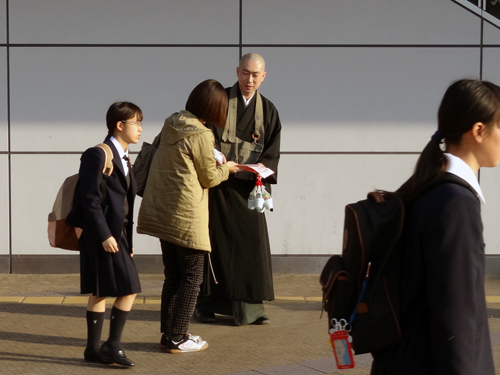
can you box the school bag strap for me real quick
[95,143,114,177]
[367,191,384,203]
[94,143,114,210]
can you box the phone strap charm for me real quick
[329,318,355,369]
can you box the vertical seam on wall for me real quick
[480,3,483,81]
[6,0,11,273]
[239,0,242,59]
[478,1,484,184]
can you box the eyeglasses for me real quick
[121,120,142,127]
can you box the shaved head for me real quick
[237,53,267,100]
[239,53,266,72]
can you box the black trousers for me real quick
[160,240,205,335]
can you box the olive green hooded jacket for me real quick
[137,110,229,251]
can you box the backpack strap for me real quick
[95,143,114,206]
[368,191,384,203]
[95,143,114,178]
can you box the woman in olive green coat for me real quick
[138,79,238,353]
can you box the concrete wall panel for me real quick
[478,167,500,255]
[10,154,83,255]
[0,47,7,151]
[483,47,500,85]
[267,153,418,255]
[479,46,500,256]
[242,0,480,45]
[10,153,163,256]
[247,47,481,152]
[9,47,237,152]
[0,155,8,255]
[9,0,238,45]
[484,21,500,44]
[0,0,5,44]
[133,196,162,256]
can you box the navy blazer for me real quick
[372,173,495,375]
[67,138,137,251]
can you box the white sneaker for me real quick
[166,333,208,354]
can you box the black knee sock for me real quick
[107,306,129,350]
[86,310,105,352]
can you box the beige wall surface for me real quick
[2,0,500,260]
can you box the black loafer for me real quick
[251,315,271,325]
[194,310,216,323]
[84,348,112,364]
[98,342,135,367]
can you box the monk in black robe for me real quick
[196,53,282,325]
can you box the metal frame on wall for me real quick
[452,0,500,30]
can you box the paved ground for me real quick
[1,273,500,374]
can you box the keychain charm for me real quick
[329,319,355,369]
[247,176,273,212]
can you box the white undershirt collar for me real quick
[110,136,129,175]
[444,153,485,204]
[241,92,255,107]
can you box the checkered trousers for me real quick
[160,240,205,335]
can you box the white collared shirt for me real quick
[444,153,485,204]
[110,136,129,176]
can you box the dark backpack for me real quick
[320,191,404,355]
[133,131,161,197]
[319,173,471,355]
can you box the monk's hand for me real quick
[256,163,265,178]
[102,236,119,253]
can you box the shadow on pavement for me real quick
[0,303,161,322]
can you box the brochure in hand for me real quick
[236,164,275,179]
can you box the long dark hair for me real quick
[185,79,228,128]
[393,78,500,200]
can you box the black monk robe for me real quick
[201,85,281,302]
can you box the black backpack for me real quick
[133,131,161,197]
[320,190,404,355]
[319,173,471,355]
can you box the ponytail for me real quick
[394,135,447,200]
[384,78,500,200]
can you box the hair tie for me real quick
[431,130,444,144]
